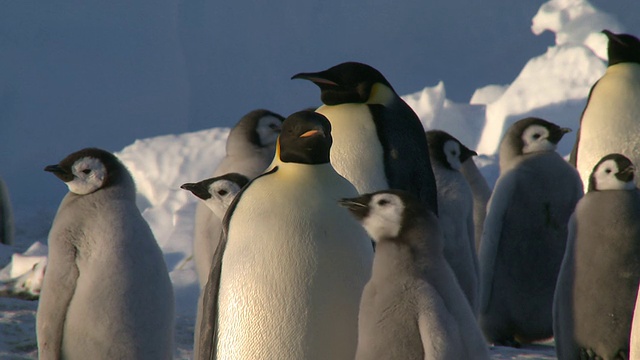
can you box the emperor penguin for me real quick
[479,117,583,346]
[196,111,374,360]
[459,152,492,252]
[340,189,490,360]
[0,176,14,245]
[37,148,174,360]
[426,129,480,315]
[193,109,283,289]
[292,61,439,215]
[631,283,640,359]
[554,154,640,360]
[570,30,640,190]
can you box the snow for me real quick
[1,0,639,358]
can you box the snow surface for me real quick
[1,0,639,358]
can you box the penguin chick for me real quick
[197,111,373,360]
[459,154,492,252]
[292,61,438,215]
[37,148,174,360]
[555,154,640,360]
[340,189,489,360]
[426,129,480,315]
[479,117,583,346]
[571,30,640,190]
[181,173,249,219]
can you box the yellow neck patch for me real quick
[367,83,395,106]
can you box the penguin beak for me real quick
[180,183,212,200]
[291,72,339,87]
[617,166,636,183]
[602,29,624,45]
[299,129,323,138]
[338,198,370,221]
[560,127,572,134]
[45,164,74,182]
[549,127,572,144]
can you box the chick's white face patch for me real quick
[444,140,462,170]
[521,125,555,154]
[66,157,107,195]
[256,115,282,147]
[362,193,405,242]
[593,159,635,191]
[205,180,243,218]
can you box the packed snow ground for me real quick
[1,0,639,358]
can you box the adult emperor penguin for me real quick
[0,176,14,245]
[37,148,174,359]
[426,129,480,315]
[554,154,640,360]
[196,111,374,360]
[193,109,283,289]
[570,30,640,190]
[292,61,439,215]
[631,283,640,359]
[459,150,492,252]
[340,189,490,360]
[479,117,583,346]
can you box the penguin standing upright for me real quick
[196,111,374,360]
[340,189,489,360]
[459,153,492,252]
[426,129,480,314]
[571,30,640,189]
[37,148,174,360]
[292,62,438,215]
[193,109,283,288]
[554,154,640,360]
[479,118,583,346]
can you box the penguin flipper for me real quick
[36,233,79,357]
[479,170,517,312]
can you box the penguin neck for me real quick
[371,241,429,281]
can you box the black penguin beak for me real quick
[44,164,74,182]
[460,147,478,163]
[616,166,636,183]
[291,72,339,87]
[338,198,370,221]
[602,30,624,45]
[180,183,212,200]
[548,127,572,144]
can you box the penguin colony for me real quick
[29,29,640,360]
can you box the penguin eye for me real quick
[532,134,541,140]
[217,189,228,196]
[269,123,280,130]
[82,169,91,174]
[377,199,389,206]
[605,168,612,174]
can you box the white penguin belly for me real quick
[217,164,373,360]
[316,104,389,194]
[577,64,640,189]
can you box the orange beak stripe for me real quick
[300,129,320,138]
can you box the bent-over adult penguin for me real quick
[193,109,283,289]
[0,176,14,245]
[554,154,640,360]
[571,30,640,190]
[37,148,174,359]
[479,118,583,346]
[292,61,438,215]
[426,129,480,314]
[340,189,489,360]
[196,111,374,360]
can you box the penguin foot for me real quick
[578,348,603,360]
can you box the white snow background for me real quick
[1,0,639,358]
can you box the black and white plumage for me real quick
[426,129,480,314]
[0,176,14,245]
[37,148,174,359]
[570,30,640,190]
[341,189,489,360]
[555,154,640,360]
[292,61,439,215]
[479,118,583,346]
[196,111,373,360]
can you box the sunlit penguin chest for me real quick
[577,64,640,186]
[217,163,373,359]
[316,104,389,194]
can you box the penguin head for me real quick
[277,111,332,165]
[503,117,570,156]
[227,109,284,154]
[426,130,477,171]
[602,30,640,66]
[181,173,249,218]
[588,153,636,192]
[45,148,129,195]
[292,62,396,106]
